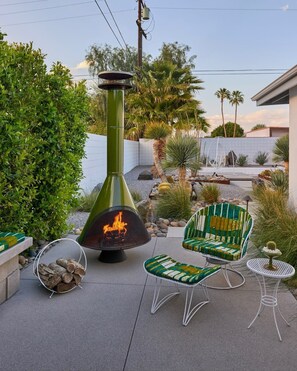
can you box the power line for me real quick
[93,0,124,49]
[151,6,297,12]
[103,0,128,49]
[2,9,133,27]
[0,1,92,16]
[0,0,50,6]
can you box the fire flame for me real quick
[103,211,127,235]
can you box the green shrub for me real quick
[0,37,88,240]
[156,185,192,220]
[200,184,221,204]
[254,151,269,165]
[237,154,248,167]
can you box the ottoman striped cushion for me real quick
[144,254,220,285]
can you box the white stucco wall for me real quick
[200,137,277,165]
[80,134,139,192]
[289,86,297,209]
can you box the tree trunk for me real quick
[153,140,167,182]
[233,104,238,138]
[221,100,227,137]
[179,167,187,185]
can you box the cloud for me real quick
[207,107,289,132]
[281,4,289,11]
[74,60,90,70]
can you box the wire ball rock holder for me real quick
[262,241,282,271]
[33,238,87,298]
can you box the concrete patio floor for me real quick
[1,236,297,371]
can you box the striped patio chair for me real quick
[144,254,221,326]
[0,232,26,253]
[183,203,254,289]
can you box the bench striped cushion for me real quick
[144,254,220,285]
[183,237,241,261]
[0,232,26,253]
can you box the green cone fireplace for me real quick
[77,71,151,263]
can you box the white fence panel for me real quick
[80,134,139,192]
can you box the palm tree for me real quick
[215,88,230,137]
[229,91,244,137]
[126,61,203,136]
[163,135,199,185]
[144,122,172,182]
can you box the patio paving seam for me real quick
[122,237,158,371]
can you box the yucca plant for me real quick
[273,134,289,166]
[144,121,172,182]
[163,134,199,185]
[200,184,221,204]
[156,184,192,220]
[254,151,269,165]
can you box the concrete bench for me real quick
[0,237,33,304]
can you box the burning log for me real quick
[37,258,86,293]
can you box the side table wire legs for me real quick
[247,274,290,341]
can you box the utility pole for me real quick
[136,0,149,69]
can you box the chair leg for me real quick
[204,261,245,290]
[151,277,180,314]
[182,285,210,326]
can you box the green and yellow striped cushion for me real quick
[144,254,220,285]
[183,237,241,261]
[0,232,26,253]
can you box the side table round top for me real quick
[247,258,295,279]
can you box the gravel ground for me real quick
[67,166,251,230]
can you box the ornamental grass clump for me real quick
[200,184,221,204]
[156,184,192,220]
[252,186,297,268]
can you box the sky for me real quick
[2,0,297,132]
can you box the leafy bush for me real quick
[200,184,221,204]
[0,38,88,240]
[236,154,248,167]
[156,185,192,220]
[252,187,297,267]
[254,151,269,165]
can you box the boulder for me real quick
[138,170,153,180]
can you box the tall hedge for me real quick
[0,37,88,240]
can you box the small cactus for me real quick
[266,241,276,250]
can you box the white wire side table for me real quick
[247,258,295,341]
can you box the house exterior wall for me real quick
[270,127,289,137]
[289,86,297,209]
[246,128,270,138]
